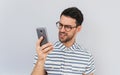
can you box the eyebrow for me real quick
[59,22,73,26]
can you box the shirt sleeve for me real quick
[33,53,38,65]
[84,53,95,75]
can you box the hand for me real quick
[36,36,53,62]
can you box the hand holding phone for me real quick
[36,27,48,46]
[35,27,53,62]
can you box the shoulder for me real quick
[73,42,92,57]
[53,41,61,47]
[53,41,65,50]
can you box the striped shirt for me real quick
[34,41,95,75]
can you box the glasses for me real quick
[56,21,77,32]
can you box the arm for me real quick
[31,37,53,75]
[31,60,46,75]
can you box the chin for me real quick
[59,39,68,43]
[59,39,63,43]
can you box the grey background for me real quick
[0,0,120,75]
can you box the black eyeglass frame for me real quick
[56,21,77,32]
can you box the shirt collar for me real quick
[54,41,78,52]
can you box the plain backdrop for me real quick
[0,0,120,75]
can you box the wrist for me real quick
[37,59,45,65]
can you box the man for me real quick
[31,7,95,75]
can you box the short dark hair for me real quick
[60,7,84,26]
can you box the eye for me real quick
[64,25,72,29]
[59,23,62,26]
[59,23,63,27]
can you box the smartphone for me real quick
[36,27,48,46]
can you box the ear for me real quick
[77,26,82,32]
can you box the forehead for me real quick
[60,15,76,25]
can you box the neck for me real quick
[63,39,75,48]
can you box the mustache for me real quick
[59,32,65,34]
[59,32,67,35]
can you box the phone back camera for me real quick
[40,30,43,33]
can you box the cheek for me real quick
[67,32,74,37]
[69,30,77,36]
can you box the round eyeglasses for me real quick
[56,21,77,32]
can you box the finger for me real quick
[42,45,53,53]
[36,42,51,54]
[36,36,43,47]
[41,43,53,50]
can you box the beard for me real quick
[59,31,75,43]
